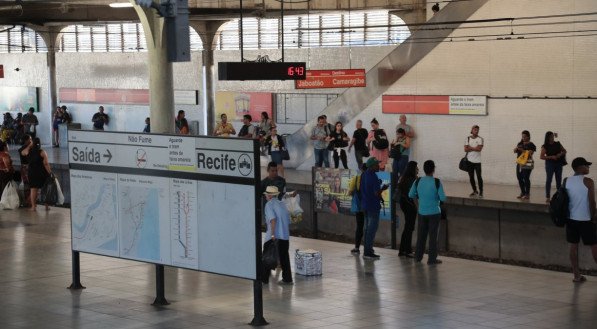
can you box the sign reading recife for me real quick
[69,130,259,280]
[295,69,366,89]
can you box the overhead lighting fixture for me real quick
[109,2,134,8]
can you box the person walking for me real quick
[264,127,286,177]
[391,128,411,178]
[262,186,293,285]
[367,118,389,171]
[348,120,369,169]
[360,157,389,259]
[21,137,52,211]
[540,131,567,203]
[409,160,446,264]
[349,164,367,254]
[565,157,597,283]
[329,122,350,169]
[91,106,109,130]
[397,161,418,258]
[514,130,536,200]
[465,125,484,198]
[311,115,330,167]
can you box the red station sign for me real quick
[295,69,366,89]
[0,65,4,78]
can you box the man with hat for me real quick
[566,157,597,283]
[263,186,293,285]
[360,157,389,259]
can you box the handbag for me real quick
[262,239,279,271]
[459,137,471,172]
[389,144,402,159]
[281,148,290,161]
[0,181,20,209]
[516,150,529,165]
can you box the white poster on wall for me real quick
[449,96,487,115]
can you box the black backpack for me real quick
[549,178,569,227]
[372,129,389,150]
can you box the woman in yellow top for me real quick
[213,113,236,137]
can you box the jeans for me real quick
[333,149,348,169]
[415,213,441,263]
[468,162,483,194]
[364,210,380,255]
[399,199,417,255]
[516,165,532,196]
[314,148,329,167]
[355,150,366,169]
[545,161,563,198]
[391,155,409,178]
[354,211,365,249]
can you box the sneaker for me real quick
[363,254,380,259]
[427,259,443,265]
[469,191,478,197]
[278,280,294,285]
[350,248,360,254]
[478,193,484,198]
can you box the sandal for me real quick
[573,275,586,283]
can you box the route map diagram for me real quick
[170,179,199,269]
[70,171,118,256]
[118,176,170,263]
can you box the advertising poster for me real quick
[314,168,354,215]
[215,91,272,123]
[0,86,38,112]
[313,168,392,220]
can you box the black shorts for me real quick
[566,220,597,245]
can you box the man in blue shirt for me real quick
[360,157,388,259]
[263,186,293,285]
[409,160,446,264]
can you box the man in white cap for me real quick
[566,157,597,283]
[263,186,293,285]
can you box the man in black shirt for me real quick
[238,114,256,138]
[92,106,109,130]
[22,108,38,139]
[348,120,369,169]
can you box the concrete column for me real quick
[191,21,226,135]
[132,1,175,134]
[34,25,63,144]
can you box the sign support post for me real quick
[250,139,267,326]
[68,251,86,290]
[152,264,170,305]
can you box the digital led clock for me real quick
[218,62,307,81]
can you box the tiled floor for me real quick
[0,207,595,328]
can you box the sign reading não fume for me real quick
[69,130,259,280]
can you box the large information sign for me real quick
[69,130,259,280]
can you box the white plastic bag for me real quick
[0,181,20,210]
[55,177,64,206]
[283,193,303,224]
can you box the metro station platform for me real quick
[0,207,595,329]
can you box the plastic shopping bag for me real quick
[283,193,304,224]
[0,181,20,210]
[39,175,58,205]
[55,176,64,206]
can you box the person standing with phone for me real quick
[360,157,389,259]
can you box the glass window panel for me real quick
[122,23,139,52]
[321,13,342,47]
[260,18,278,49]
[91,26,107,52]
[107,24,122,52]
[190,27,203,50]
[282,16,299,49]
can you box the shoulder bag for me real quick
[459,137,472,172]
